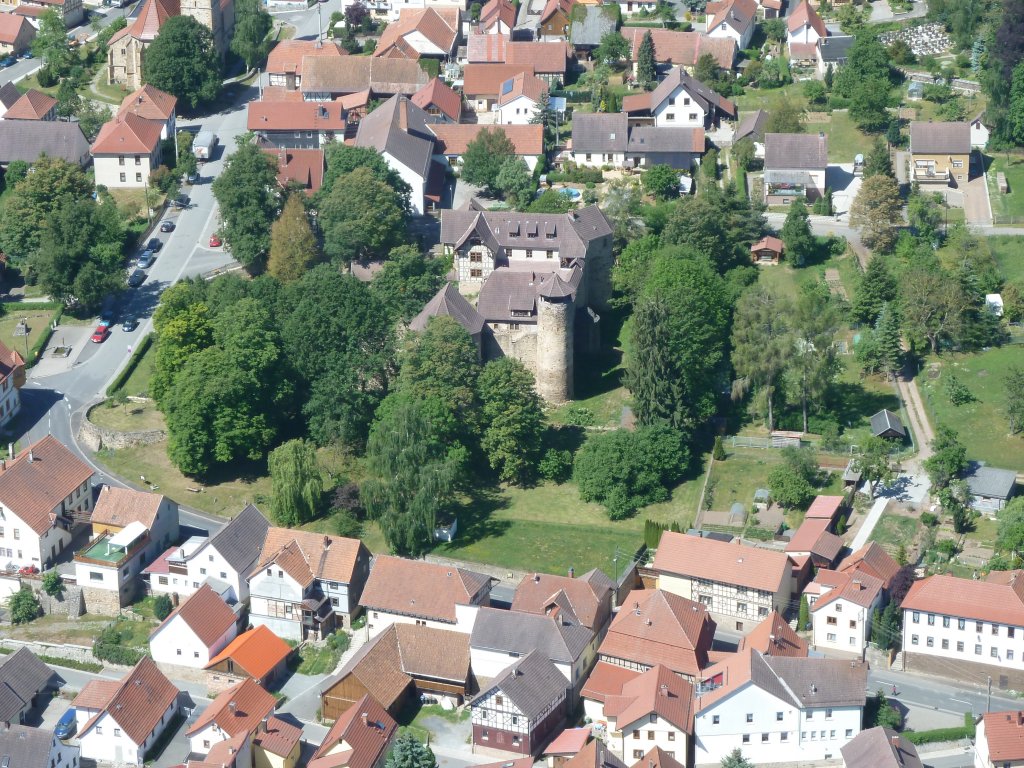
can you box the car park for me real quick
[159,220,175,233]
[146,238,162,252]
[91,325,110,343]
[121,318,139,332]
[54,708,76,740]
[137,250,156,269]
[127,269,146,288]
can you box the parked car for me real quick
[137,250,156,269]
[90,326,110,343]
[54,708,76,740]
[121,318,139,332]
[20,51,32,59]
[186,171,199,184]
[127,269,146,288]
[172,194,190,209]
[146,238,162,252]
[0,57,15,69]
[208,233,223,248]
[99,310,115,327]
[159,220,175,233]
[18,565,38,575]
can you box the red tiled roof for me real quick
[262,147,325,195]
[260,86,308,102]
[359,555,491,624]
[806,495,844,520]
[603,664,695,733]
[788,41,818,60]
[118,85,177,121]
[11,6,46,18]
[544,728,591,756]
[151,583,237,648]
[751,236,784,254]
[788,0,826,36]
[0,14,31,46]
[73,679,121,711]
[311,694,397,768]
[540,0,572,23]
[206,625,292,681]
[707,0,757,33]
[512,570,613,632]
[462,63,534,97]
[809,568,883,611]
[581,661,641,704]
[0,435,93,536]
[92,486,166,530]
[982,712,1024,762]
[630,748,686,768]
[79,658,179,746]
[375,8,459,59]
[91,112,163,155]
[4,89,56,120]
[625,28,736,69]
[0,342,24,384]
[479,0,516,31]
[654,531,791,592]
[267,39,345,76]
[412,77,462,121]
[187,678,277,739]
[738,610,808,657]
[430,123,543,157]
[467,32,509,63]
[507,41,569,74]
[902,573,1024,626]
[785,517,833,553]
[248,99,349,132]
[598,589,714,677]
[254,528,366,586]
[839,542,900,589]
[253,716,302,758]
[498,71,548,107]
[111,0,179,45]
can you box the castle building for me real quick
[107,0,234,90]
[419,204,612,404]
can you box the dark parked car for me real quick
[172,194,190,209]
[146,238,162,252]
[127,269,146,288]
[122,318,139,332]
[137,250,156,269]
[159,220,175,233]
[54,708,76,740]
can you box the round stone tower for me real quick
[535,273,574,404]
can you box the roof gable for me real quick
[187,678,276,739]
[0,435,93,535]
[480,650,567,719]
[653,531,791,592]
[205,625,292,680]
[360,554,491,623]
[312,693,397,767]
[152,583,237,648]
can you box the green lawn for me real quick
[707,448,845,515]
[734,83,807,113]
[0,310,56,362]
[964,515,999,549]
[88,399,165,432]
[989,236,1024,284]
[119,340,155,397]
[986,154,1024,224]
[806,111,876,163]
[868,514,922,552]
[916,347,1024,468]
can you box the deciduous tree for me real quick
[788,283,841,432]
[320,166,408,263]
[899,266,970,355]
[495,157,536,208]
[230,0,273,70]
[269,438,324,526]
[268,194,319,282]
[0,156,93,258]
[595,31,629,64]
[731,287,793,432]
[997,498,1024,557]
[321,144,411,211]
[477,358,545,485]
[850,174,903,251]
[143,16,221,109]
[32,10,72,77]
[853,436,897,497]
[212,136,280,271]
[923,424,968,489]
[642,164,680,200]
[461,127,517,195]
[370,246,449,322]
[764,95,804,134]
[8,589,39,625]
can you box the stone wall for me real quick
[32,583,86,618]
[78,405,166,452]
[0,638,96,667]
[905,651,1024,692]
[536,295,573,404]
[80,585,126,616]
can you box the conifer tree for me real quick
[637,31,657,89]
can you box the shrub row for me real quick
[93,641,148,666]
[106,332,153,396]
[24,306,64,370]
[37,654,103,673]
[903,726,973,745]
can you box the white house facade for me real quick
[249,565,307,642]
[651,84,709,128]
[150,611,237,669]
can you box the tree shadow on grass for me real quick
[827,380,901,430]
[574,304,629,402]
[434,487,512,555]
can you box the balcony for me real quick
[75,525,149,569]
[913,166,951,183]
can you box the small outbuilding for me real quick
[870,409,906,440]
[907,81,924,100]
[750,235,784,265]
[963,462,1018,515]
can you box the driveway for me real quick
[826,163,861,216]
[962,154,992,225]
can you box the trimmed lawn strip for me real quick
[88,400,165,432]
[120,340,156,397]
[990,236,1024,284]
[987,154,1024,223]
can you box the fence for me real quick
[730,435,802,449]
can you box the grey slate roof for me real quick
[569,5,616,48]
[964,463,1018,500]
[0,648,59,722]
[0,82,21,111]
[870,409,905,438]
[411,283,486,337]
[0,723,60,768]
[355,95,437,180]
[572,113,628,154]
[841,727,923,768]
[909,121,971,155]
[734,109,767,143]
[765,132,828,171]
[762,654,868,708]
[816,34,854,63]
[471,606,594,665]
[206,504,270,575]
[626,126,704,154]
[0,121,90,166]
[476,267,582,323]
[479,650,567,719]
[648,67,736,119]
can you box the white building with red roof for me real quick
[787,0,826,60]
[477,0,516,33]
[186,677,276,758]
[704,0,757,49]
[91,111,164,189]
[19,0,83,27]
[901,571,1024,688]
[117,85,177,140]
[0,342,24,430]
[976,711,1024,768]
[496,71,548,126]
[150,583,239,668]
[807,568,884,654]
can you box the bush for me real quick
[25,307,63,369]
[334,507,363,539]
[93,621,149,666]
[539,449,573,483]
[945,373,976,406]
[106,333,153,395]
[712,436,726,461]
[904,725,974,745]
[153,594,173,620]
[36,67,58,88]
[546,166,605,184]
[564,406,595,426]
[36,655,103,673]
[41,571,63,597]
[8,589,40,625]
[920,511,939,527]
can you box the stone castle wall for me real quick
[79,404,166,452]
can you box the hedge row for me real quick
[24,306,64,370]
[93,641,148,666]
[106,332,153,396]
[37,654,103,673]
[904,726,973,745]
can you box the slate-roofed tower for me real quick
[536,273,574,403]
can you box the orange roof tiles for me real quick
[654,531,791,592]
[512,569,613,632]
[581,661,641,704]
[738,610,808,657]
[188,678,277,739]
[462,63,534,97]
[359,555,491,624]
[4,89,56,120]
[311,693,397,768]
[152,583,237,648]
[544,728,591,756]
[810,568,884,611]
[507,41,569,74]
[598,589,714,678]
[0,342,24,385]
[806,495,844,520]
[479,0,516,30]
[0,435,93,536]
[498,71,548,106]
[253,715,302,758]
[262,147,325,195]
[982,712,1024,762]
[79,657,179,746]
[562,737,627,768]
[631,748,686,768]
[267,39,345,76]
[430,123,544,157]
[839,542,901,589]
[73,679,121,711]
[206,625,292,681]
[91,112,163,155]
[0,15,31,46]
[255,527,366,586]
[624,28,736,69]
[92,486,166,530]
[118,85,177,121]
[751,236,784,254]
[412,77,462,122]
[902,573,1024,626]
[110,0,179,45]
[375,8,459,59]
[788,0,826,36]
[248,99,350,132]
[603,664,695,733]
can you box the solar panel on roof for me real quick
[501,78,514,95]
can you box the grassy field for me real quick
[916,347,1024,468]
[989,236,1024,284]
[2,614,113,646]
[94,440,274,518]
[868,514,922,552]
[0,309,57,360]
[293,642,342,675]
[119,341,156,397]
[806,111,877,163]
[88,399,165,432]
[707,447,845,513]
[986,153,1024,223]
[109,188,165,221]
[964,516,999,548]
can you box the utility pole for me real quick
[988,675,992,713]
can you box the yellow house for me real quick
[254,716,303,768]
[909,121,971,186]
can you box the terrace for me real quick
[75,521,149,568]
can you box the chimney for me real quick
[27,450,33,463]
[769,633,777,645]
[362,712,369,726]
[323,536,331,549]
[1,459,6,472]
[645,618,652,626]
[659,684,668,696]
[534,574,541,583]
[229,700,237,713]
[569,566,575,578]
[810,684,817,694]
[6,444,11,460]
[891,735,900,747]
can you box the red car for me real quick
[90,325,110,343]
[209,234,223,248]
[18,565,38,576]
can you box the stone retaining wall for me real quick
[32,584,86,618]
[79,403,166,452]
[80,585,127,616]
[0,638,98,668]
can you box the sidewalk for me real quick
[850,496,890,550]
